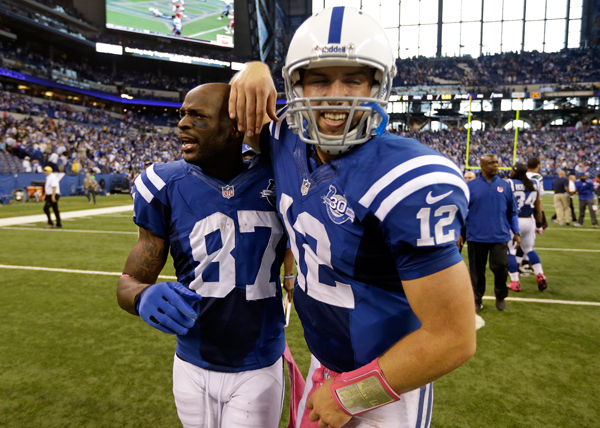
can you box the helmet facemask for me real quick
[282,7,397,155]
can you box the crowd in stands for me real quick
[0,90,115,125]
[33,0,92,26]
[0,0,88,41]
[395,128,600,179]
[394,48,600,88]
[1,87,598,189]
[0,91,180,179]
[3,25,599,97]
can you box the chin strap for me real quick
[360,102,389,136]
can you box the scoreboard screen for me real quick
[106,0,235,48]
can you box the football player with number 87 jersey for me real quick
[230,7,476,428]
[117,83,289,428]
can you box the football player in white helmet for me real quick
[230,7,475,428]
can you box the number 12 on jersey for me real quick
[416,205,458,246]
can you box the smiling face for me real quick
[301,66,374,136]
[177,83,242,171]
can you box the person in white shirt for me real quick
[31,160,43,173]
[22,156,32,172]
[43,166,62,229]
[48,151,59,171]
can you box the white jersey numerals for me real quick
[188,211,283,300]
[416,205,458,246]
[280,194,355,309]
[513,190,537,210]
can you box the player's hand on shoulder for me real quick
[307,378,352,428]
[229,61,278,137]
[137,282,202,335]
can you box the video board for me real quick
[106,0,235,48]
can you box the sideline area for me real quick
[0,205,133,227]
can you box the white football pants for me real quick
[296,355,434,428]
[173,355,284,428]
[509,216,536,255]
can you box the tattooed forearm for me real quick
[118,228,168,314]
[124,228,167,284]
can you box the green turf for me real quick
[0,194,133,218]
[0,193,598,427]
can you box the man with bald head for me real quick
[117,83,288,427]
[465,154,520,312]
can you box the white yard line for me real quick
[0,264,598,306]
[0,264,176,280]
[0,227,137,235]
[482,296,600,307]
[536,247,600,253]
[0,205,133,227]
[544,228,600,231]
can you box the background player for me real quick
[226,11,234,34]
[149,3,187,36]
[117,83,288,428]
[506,163,547,291]
[230,7,476,428]
[217,2,232,20]
[172,12,183,36]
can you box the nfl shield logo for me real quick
[497,186,504,193]
[222,185,235,199]
[301,179,311,196]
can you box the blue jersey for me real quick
[132,158,286,372]
[264,109,469,373]
[507,178,538,218]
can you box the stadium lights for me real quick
[120,94,134,100]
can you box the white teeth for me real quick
[323,113,347,121]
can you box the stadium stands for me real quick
[0,1,598,196]
[393,48,600,88]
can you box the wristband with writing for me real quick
[284,275,295,279]
[329,358,401,416]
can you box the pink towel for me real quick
[298,364,341,428]
[283,343,306,428]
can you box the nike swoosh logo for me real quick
[426,190,453,204]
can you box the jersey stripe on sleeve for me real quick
[374,172,469,221]
[358,155,463,208]
[146,164,166,191]
[134,174,154,203]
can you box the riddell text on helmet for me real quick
[321,45,346,53]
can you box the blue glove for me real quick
[136,282,202,335]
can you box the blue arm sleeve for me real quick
[507,187,520,234]
[510,214,520,234]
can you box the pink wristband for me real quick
[329,358,401,416]
[120,273,133,278]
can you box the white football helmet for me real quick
[282,6,397,154]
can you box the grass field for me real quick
[1,193,599,427]
[106,0,234,45]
